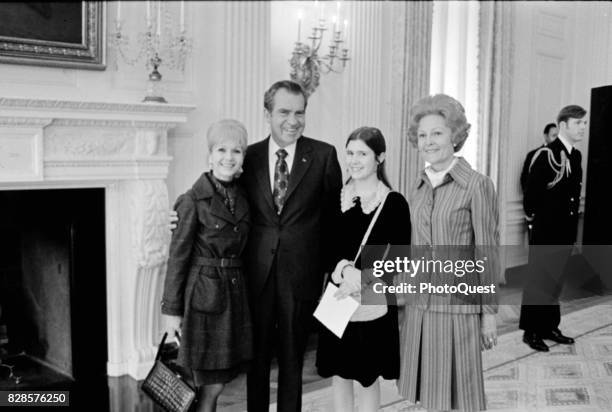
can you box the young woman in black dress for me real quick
[316,127,411,412]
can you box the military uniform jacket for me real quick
[162,172,253,370]
[523,137,582,245]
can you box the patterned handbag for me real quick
[141,332,196,412]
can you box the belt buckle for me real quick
[220,258,228,267]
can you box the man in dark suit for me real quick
[519,105,587,352]
[242,80,342,411]
[520,122,559,193]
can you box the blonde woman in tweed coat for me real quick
[397,94,499,411]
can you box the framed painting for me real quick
[0,2,105,70]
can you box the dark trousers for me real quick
[247,261,317,412]
[519,244,572,333]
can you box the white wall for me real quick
[503,1,612,267]
[5,2,610,270]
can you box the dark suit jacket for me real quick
[241,136,342,301]
[523,138,582,245]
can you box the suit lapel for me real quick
[252,138,276,214]
[284,137,312,204]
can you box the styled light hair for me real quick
[407,94,471,152]
[206,119,248,153]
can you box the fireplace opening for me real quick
[0,188,108,409]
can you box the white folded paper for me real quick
[313,283,360,338]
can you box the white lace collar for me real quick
[340,180,391,214]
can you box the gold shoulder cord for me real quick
[528,148,570,189]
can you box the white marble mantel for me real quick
[0,97,195,379]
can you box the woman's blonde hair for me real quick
[206,119,248,153]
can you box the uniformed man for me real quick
[520,122,559,193]
[519,105,586,352]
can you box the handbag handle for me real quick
[155,331,181,361]
[155,332,168,361]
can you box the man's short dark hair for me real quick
[543,123,557,135]
[557,105,587,125]
[263,80,308,112]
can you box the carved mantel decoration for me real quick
[0,97,194,379]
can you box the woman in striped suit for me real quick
[397,94,499,411]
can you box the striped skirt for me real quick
[397,307,486,411]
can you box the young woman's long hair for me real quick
[345,126,392,189]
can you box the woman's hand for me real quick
[168,210,178,231]
[333,265,361,299]
[480,313,497,350]
[161,314,182,339]
[331,259,351,284]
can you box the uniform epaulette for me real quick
[528,147,570,189]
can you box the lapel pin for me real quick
[302,157,307,163]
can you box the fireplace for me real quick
[0,188,108,406]
[0,98,193,384]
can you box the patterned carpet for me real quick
[280,303,612,412]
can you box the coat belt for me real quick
[193,256,242,268]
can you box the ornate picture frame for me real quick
[0,2,106,70]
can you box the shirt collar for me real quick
[557,133,574,154]
[417,156,472,189]
[269,136,297,160]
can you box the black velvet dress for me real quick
[316,191,411,387]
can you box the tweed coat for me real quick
[162,172,253,370]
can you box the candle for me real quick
[297,10,302,43]
[332,15,337,33]
[146,1,151,28]
[117,0,121,21]
[156,1,161,36]
[319,1,325,26]
[343,19,348,43]
[180,1,185,31]
[336,1,341,22]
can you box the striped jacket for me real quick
[407,157,500,314]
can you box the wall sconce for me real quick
[289,2,350,96]
[112,1,192,103]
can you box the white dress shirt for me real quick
[268,138,297,192]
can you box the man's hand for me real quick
[169,210,178,231]
[480,313,497,350]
